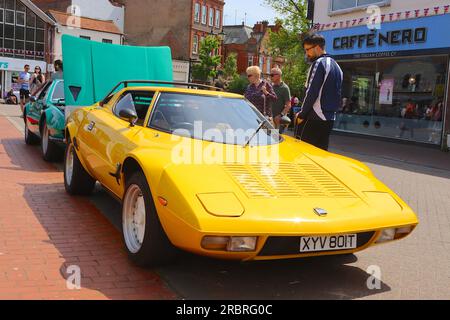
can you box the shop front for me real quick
[320,14,450,150]
[0,56,47,99]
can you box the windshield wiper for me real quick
[243,119,271,148]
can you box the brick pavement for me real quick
[0,103,449,299]
[0,109,177,300]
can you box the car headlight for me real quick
[201,236,257,252]
[376,226,414,244]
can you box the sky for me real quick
[223,0,279,26]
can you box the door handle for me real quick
[87,121,96,131]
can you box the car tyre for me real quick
[122,171,177,267]
[41,122,63,162]
[64,141,96,195]
[24,115,39,145]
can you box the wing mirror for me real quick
[119,108,138,127]
[29,96,37,103]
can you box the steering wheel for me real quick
[172,122,195,131]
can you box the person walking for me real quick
[270,67,291,134]
[244,66,277,120]
[30,66,46,95]
[296,33,343,150]
[17,64,31,115]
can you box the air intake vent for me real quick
[223,162,355,199]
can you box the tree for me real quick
[264,0,311,97]
[223,53,238,80]
[192,36,221,84]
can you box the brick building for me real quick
[112,0,224,62]
[223,21,283,77]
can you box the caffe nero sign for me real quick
[333,27,427,50]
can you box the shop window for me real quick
[335,55,448,145]
[35,42,44,54]
[0,0,4,9]
[0,9,3,23]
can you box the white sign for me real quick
[0,57,47,72]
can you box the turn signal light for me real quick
[376,226,414,244]
[201,236,257,252]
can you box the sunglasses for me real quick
[304,45,317,52]
[247,74,254,78]
[270,74,280,77]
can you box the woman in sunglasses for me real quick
[244,66,277,120]
[30,66,46,96]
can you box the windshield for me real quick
[149,92,281,146]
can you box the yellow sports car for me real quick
[64,80,418,267]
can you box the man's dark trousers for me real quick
[295,120,334,151]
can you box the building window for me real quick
[266,57,271,74]
[209,7,214,26]
[215,9,221,28]
[80,35,91,40]
[259,56,264,70]
[201,5,207,25]
[16,11,24,26]
[248,55,253,67]
[5,9,13,24]
[194,3,200,22]
[331,0,387,12]
[0,9,3,24]
[102,39,113,43]
[192,35,198,54]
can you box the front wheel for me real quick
[122,171,177,267]
[41,123,63,162]
[64,142,96,195]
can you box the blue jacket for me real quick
[300,54,343,121]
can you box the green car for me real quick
[24,79,66,161]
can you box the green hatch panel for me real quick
[62,35,173,106]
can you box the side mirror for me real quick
[119,108,138,126]
[280,115,292,126]
[29,96,37,103]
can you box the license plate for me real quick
[299,234,357,253]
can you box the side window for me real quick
[51,81,65,101]
[37,81,52,100]
[114,91,155,126]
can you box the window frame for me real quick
[208,7,214,27]
[113,90,157,126]
[4,8,14,25]
[201,5,207,25]
[215,9,220,28]
[192,34,198,54]
[328,0,390,16]
[194,3,200,23]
